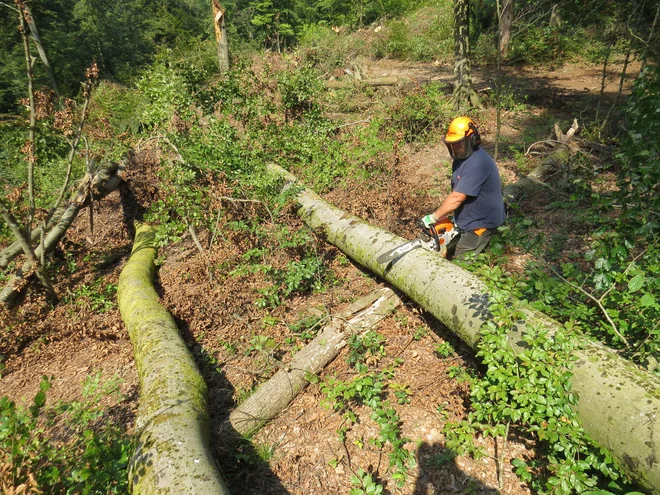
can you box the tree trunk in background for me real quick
[0,161,124,308]
[452,0,481,111]
[499,0,513,59]
[118,222,229,495]
[227,287,401,438]
[212,0,229,73]
[267,163,660,495]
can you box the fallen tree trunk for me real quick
[326,76,411,89]
[228,287,401,437]
[267,163,660,494]
[503,148,571,203]
[118,222,229,495]
[0,161,123,307]
[503,120,578,203]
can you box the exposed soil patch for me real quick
[0,57,636,494]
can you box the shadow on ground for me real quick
[176,315,291,495]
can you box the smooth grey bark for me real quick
[118,222,229,495]
[228,287,401,437]
[0,202,57,302]
[0,161,123,307]
[0,211,63,269]
[267,163,660,494]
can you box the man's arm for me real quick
[432,191,467,219]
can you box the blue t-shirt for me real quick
[451,147,505,231]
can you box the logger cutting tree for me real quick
[422,116,505,259]
[379,117,506,265]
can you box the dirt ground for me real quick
[0,56,637,494]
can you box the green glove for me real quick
[421,213,439,227]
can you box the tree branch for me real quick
[0,200,57,302]
[218,196,274,224]
[550,267,629,347]
[335,116,372,129]
[23,3,60,97]
[48,63,96,224]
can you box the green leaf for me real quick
[628,274,645,292]
[640,293,655,307]
[34,390,46,408]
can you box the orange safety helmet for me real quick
[444,116,481,159]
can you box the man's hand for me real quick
[421,213,439,228]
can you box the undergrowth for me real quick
[442,266,638,494]
[0,373,131,494]
[310,330,416,492]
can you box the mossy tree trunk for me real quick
[267,163,660,494]
[118,223,229,495]
[452,0,481,111]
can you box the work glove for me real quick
[421,213,439,228]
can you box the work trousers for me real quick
[447,228,496,260]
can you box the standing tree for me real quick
[452,0,481,111]
[499,0,513,58]
[494,0,514,159]
[212,0,229,72]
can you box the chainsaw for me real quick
[376,217,458,266]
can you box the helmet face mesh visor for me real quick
[445,136,471,159]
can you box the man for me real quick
[421,116,505,260]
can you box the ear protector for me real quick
[468,122,481,148]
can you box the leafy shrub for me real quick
[314,368,415,489]
[277,65,324,120]
[254,251,330,309]
[136,61,194,130]
[372,4,454,62]
[89,81,147,134]
[387,82,452,142]
[617,65,660,225]
[0,374,131,494]
[508,25,570,66]
[0,119,80,205]
[347,330,386,369]
[472,30,498,66]
[444,276,632,494]
[297,25,368,73]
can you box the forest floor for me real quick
[0,55,638,494]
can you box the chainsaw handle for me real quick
[415,219,442,251]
